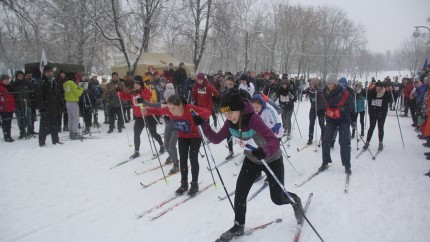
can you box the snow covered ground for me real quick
[1,79,430,242]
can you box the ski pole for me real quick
[358,136,375,158]
[391,91,405,150]
[292,104,302,138]
[144,117,156,156]
[280,139,301,176]
[246,144,325,242]
[354,92,359,150]
[117,91,132,148]
[190,109,235,212]
[314,89,319,151]
[141,107,168,184]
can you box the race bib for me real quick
[280,95,289,103]
[172,120,191,133]
[394,86,399,91]
[198,87,206,94]
[371,99,383,107]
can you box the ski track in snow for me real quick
[1,72,430,242]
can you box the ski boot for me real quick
[378,142,383,151]
[169,164,179,174]
[351,130,355,139]
[165,157,172,165]
[4,135,15,142]
[225,152,235,160]
[63,127,69,132]
[188,181,199,196]
[345,167,352,175]
[159,145,165,155]
[107,128,114,134]
[82,127,90,135]
[18,132,26,140]
[130,151,140,160]
[318,163,328,172]
[175,180,188,195]
[360,130,365,137]
[306,138,312,145]
[362,142,369,150]
[291,194,304,224]
[219,221,244,241]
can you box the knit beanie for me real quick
[134,75,144,86]
[220,89,244,113]
[325,73,338,85]
[164,83,175,100]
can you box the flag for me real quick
[423,58,428,71]
[39,48,47,74]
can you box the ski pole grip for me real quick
[190,108,196,116]
[245,144,256,151]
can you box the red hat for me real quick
[196,72,206,81]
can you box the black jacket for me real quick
[37,76,64,115]
[367,88,391,117]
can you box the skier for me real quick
[141,83,180,174]
[143,73,165,154]
[221,75,251,160]
[238,74,255,97]
[319,73,355,175]
[352,82,366,138]
[276,80,295,138]
[11,70,32,139]
[305,78,325,145]
[63,74,84,139]
[142,95,211,196]
[192,73,220,127]
[0,74,16,142]
[196,89,304,241]
[105,72,126,134]
[362,81,391,151]
[124,76,152,160]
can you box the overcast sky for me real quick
[289,0,430,53]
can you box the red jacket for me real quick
[191,81,219,111]
[403,82,413,98]
[146,104,211,138]
[0,83,16,112]
[122,88,152,117]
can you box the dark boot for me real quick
[225,152,235,160]
[169,164,179,174]
[291,194,304,224]
[130,151,140,160]
[188,181,199,196]
[175,180,188,195]
[219,222,245,241]
[4,136,15,142]
[318,163,328,172]
[351,130,355,139]
[363,142,370,150]
[82,127,90,135]
[360,130,365,137]
[306,138,312,145]
[165,157,172,164]
[107,128,114,134]
[345,167,352,175]
[378,142,383,151]
[159,145,165,154]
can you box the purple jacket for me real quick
[202,100,281,164]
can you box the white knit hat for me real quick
[325,73,338,85]
[164,83,175,100]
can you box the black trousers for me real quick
[178,137,201,182]
[366,114,387,143]
[234,157,297,225]
[39,112,60,145]
[353,111,365,133]
[308,109,325,140]
[133,117,145,151]
[83,107,92,128]
[227,135,233,152]
[410,99,417,125]
[1,112,13,138]
[145,116,163,146]
[108,106,124,130]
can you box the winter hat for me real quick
[325,73,338,85]
[153,71,160,76]
[43,66,53,72]
[159,77,168,84]
[15,70,24,78]
[375,81,385,88]
[338,77,347,87]
[220,89,244,113]
[164,83,175,100]
[0,74,10,81]
[134,75,144,86]
[239,74,249,82]
[196,72,206,81]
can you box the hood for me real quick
[339,77,347,87]
[252,94,267,111]
[241,99,255,115]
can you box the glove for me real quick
[288,93,294,99]
[192,114,205,126]
[136,97,143,104]
[251,147,266,160]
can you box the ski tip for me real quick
[275,218,282,223]
[296,148,300,152]
[372,157,376,160]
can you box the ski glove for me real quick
[192,115,205,126]
[136,97,144,104]
[251,147,266,160]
